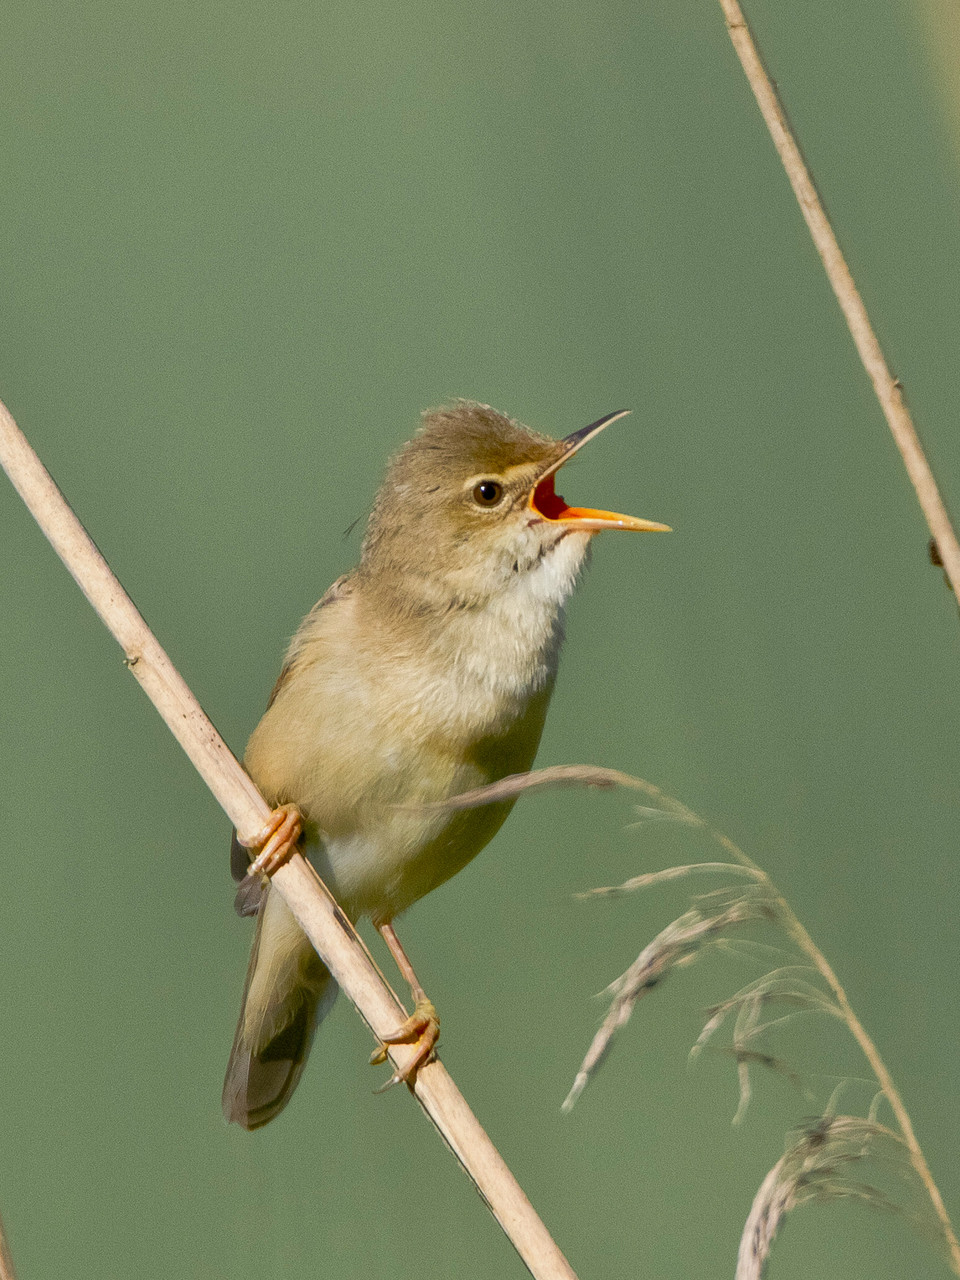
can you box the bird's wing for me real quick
[265,574,353,709]
[227,573,355,902]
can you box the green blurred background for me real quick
[1,1,959,1276]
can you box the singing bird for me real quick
[223,402,669,1129]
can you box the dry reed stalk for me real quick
[0,1213,17,1280]
[718,0,960,601]
[0,398,578,1280]
[713,7,960,1267]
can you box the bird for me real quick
[222,401,669,1129]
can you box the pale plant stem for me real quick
[0,1212,17,1280]
[0,398,579,1280]
[718,0,960,599]
[716,3,960,1266]
[779,905,960,1273]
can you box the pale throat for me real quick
[428,529,592,708]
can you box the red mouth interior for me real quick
[531,475,572,521]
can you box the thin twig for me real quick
[0,399,578,1280]
[715,10,960,1265]
[0,1212,17,1280]
[718,0,960,600]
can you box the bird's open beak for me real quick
[529,410,672,533]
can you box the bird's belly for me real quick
[248,623,557,923]
[252,730,531,922]
[301,688,553,922]
[311,791,511,923]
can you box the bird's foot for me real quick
[369,997,440,1088]
[239,803,303,877]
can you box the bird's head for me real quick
[360,401,669,611]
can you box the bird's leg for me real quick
[238,803,303,877]
[369,921,440,1086]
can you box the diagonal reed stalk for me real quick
[710,11,960,1257]
[0,398,579,1280]
[716,0,960,601]
[0,1213,17,1280]
[430,764,960,1275]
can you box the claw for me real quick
[370,997,439,1086]
[372,1071,403,1094]
[238,803,303,877]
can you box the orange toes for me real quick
[239,803,303,877]
[370,998,440,1087]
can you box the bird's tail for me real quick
[222,883,338,1129]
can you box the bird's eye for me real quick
[472,480,504,507]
